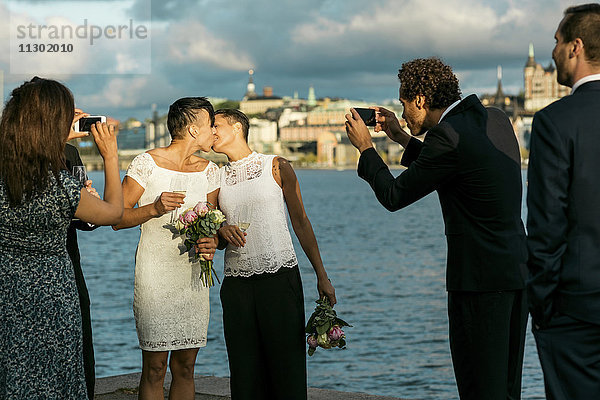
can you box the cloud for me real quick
[165,21,253,70]
[1,0,576,120]
[74,75,176,110]
[289,0,559,69]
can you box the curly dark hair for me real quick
[398,57,461,109]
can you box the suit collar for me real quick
[571,79,600,94]
[439,99,461,122]
[440,94,482,121]
[571,74,600,94]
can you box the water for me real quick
[80,169,544,399]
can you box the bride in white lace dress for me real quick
[113,98,220,399]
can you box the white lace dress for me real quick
[218,152,298,277]
[126,152,220,351]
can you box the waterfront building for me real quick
[278,108,309,128]
[239,70,285,115]
[248,117,278,154]
[524,43,569,112]
[481,65,523,116]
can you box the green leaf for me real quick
[316,322,330,335]
[305,314,316,332]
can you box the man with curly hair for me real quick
[345,57,527,399]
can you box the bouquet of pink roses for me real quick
[305,297,351,356]
[175,201,226,287]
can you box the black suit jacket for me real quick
[358,94,526,291]
[527,80,600,327]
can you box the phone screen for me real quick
[354,108,376,126]
[77,117,103,132]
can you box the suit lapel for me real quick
[441,95,481,122]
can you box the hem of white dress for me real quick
[224,262,297,278]
[139,340,207,352]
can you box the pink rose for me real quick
[328,325,344,341]
[307,335,318,349]
[193,202,210,217]
[183,210,198,224]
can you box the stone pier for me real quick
[95,373,406,400]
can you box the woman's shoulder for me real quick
[126,152,155,184]
[132,151,154,163]
[270,155,291,168]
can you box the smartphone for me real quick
[354,108,376,126]
[75,116,106,132]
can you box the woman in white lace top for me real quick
[113,98,220,399]
[213,109,336,400]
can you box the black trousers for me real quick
[533,313,600,400]
[71,258,95,399]
[448,289,527,400]
[220,266,307,400]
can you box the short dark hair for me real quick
[0,77,74,206]
[215,109,250,142]
[560,3,600,65]
[398,57,462,110]
[167,97,214,139]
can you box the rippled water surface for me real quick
[81,169,544,399]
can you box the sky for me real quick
[0,0,577,121]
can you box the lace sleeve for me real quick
[205,161,221,193]
[126,153,154,189]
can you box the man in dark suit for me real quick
[65,138,99,399]
[526,4,600,399]
[345,57,527,399]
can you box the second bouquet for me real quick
[175,201,226,287]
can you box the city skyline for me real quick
[0,0,575,121]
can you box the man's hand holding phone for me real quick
[372,106,410,147]
[354,108,377,126]
[345,108,374,153]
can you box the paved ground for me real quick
[95,373,406,400]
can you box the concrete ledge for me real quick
[95,373,405,400]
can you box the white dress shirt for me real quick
[571,73,600,94]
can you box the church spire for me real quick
[244,69,256,99]
[307,85,316,107]
[525,42,536,68]
[495,65,505,107]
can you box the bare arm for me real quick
[274,157,337,305]
[112,176,185,230]
[74,122,123,225]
